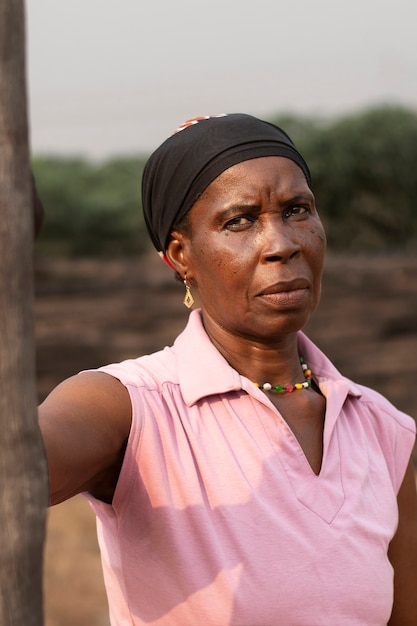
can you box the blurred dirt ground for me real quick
[36,250,417,626]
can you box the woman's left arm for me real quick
[388,457,417,626]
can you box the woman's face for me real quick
[169,156,326,343]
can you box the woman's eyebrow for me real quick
[213,203,260,224]
[211,191,315,225]
[282,192,315,205]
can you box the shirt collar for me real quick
[173,309,362,406]
[297,332,363,400]
[173,310,243,406]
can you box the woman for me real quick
[39,113,417,625]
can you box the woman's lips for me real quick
[259,288,309,306]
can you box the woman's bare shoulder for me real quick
[38,370,132,505]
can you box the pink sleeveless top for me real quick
[87,310,415,626]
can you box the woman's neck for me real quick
[202,313,305,386]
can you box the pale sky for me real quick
[27,0,417,159]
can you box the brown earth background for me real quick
[35,250,417,626]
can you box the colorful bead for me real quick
[254,356,312,394]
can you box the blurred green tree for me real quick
[32,155,148,257]
[272,105,417,252]
[32,105,417,257]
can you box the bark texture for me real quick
[0,2,48,624]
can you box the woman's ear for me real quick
[165,230,190,278]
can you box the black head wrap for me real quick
[142,113,311,254]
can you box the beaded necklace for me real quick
[254,356,312,393]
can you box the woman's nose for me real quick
[260,221,301,263]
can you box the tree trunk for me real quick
[0,1,48,624]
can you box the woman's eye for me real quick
[284,206,310,219]
[225,216,254,230]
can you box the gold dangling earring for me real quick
[183,275,194,309]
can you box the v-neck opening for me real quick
[253,388,346,524]
[260,390,325,477]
